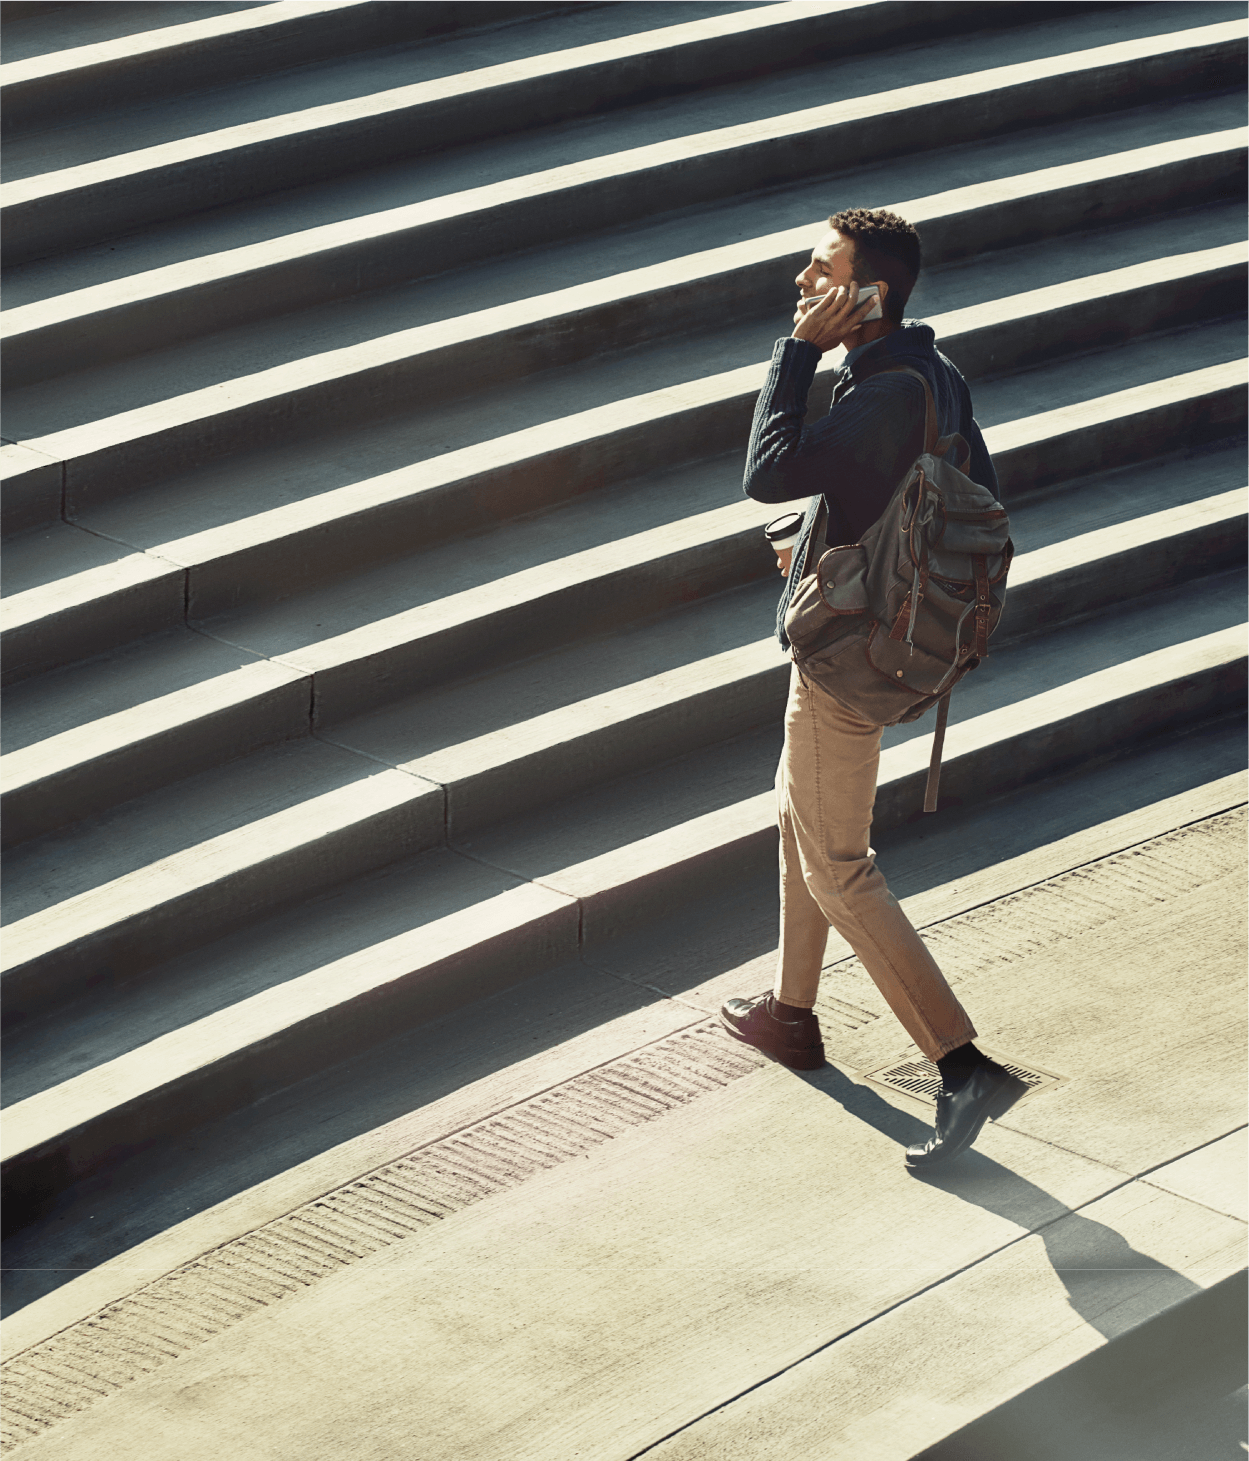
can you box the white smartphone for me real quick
[854,283,883,322]
[804,284,882,321]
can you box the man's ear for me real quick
[875,280,889,303]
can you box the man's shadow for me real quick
[787,1063,1249,1458]
[793,1059,1202,1341]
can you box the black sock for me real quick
[936,1042,988,1091]
[770,996,810,1021]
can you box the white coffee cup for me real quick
[765,511,804,551]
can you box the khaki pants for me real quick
[774,664,976,1061]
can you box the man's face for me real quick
[793,229,881,343]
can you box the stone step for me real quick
[1,749,444,1031]
[3,238,1243,672]
[3,463,1242,849]
[326,494,1245,845]
[3,851,1243,1458]
[6,335,1239,691]
[0,848,580,1229]
[464,621,1247,951]
[0,0,1084,264]
[2,0,1246,1342]
[2,8,1238,268]
[4,45,1244,464]
[0,0,568,134]
[3,717,1242,1305]
[3,558,1242,1027]
[0,441,62,539]
[5,189,1242,490]
[2,620,1243,1221]
[6,110,1241,387]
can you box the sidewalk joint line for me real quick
[625,1175,1154,1460]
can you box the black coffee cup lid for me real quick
[764,511,804,541]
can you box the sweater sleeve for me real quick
[743,337,925,517]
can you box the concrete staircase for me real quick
[2,0,1245,1266]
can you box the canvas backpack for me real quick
[783,366,1012,813]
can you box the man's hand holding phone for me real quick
[792,282,880,354]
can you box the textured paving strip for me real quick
[0,1025,764,1449]
[926,807,1246,991]
[3,807,1244,1448]
[815,807,1248,1063]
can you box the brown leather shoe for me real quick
[719,994,825,1070]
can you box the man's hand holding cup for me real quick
[765,512,804,577]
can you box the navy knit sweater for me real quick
[744,321,998,648]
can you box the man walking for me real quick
[719,208,1027,1169]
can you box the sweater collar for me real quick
[844,321,937,378]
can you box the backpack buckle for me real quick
[971,555,992,657]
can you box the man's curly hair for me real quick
[828,208,921,325]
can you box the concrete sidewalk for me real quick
[3,785,1245,1460]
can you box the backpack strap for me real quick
[796,496,828,582]
[873,365,939,455]
[923,691,952,814]
[873,364,974,470]
[971,554,992,657]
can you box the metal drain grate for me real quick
[863,1049,1066,1105]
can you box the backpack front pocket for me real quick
[817,543,870,614]
[785,543,869,652]
[865,619,964,698]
